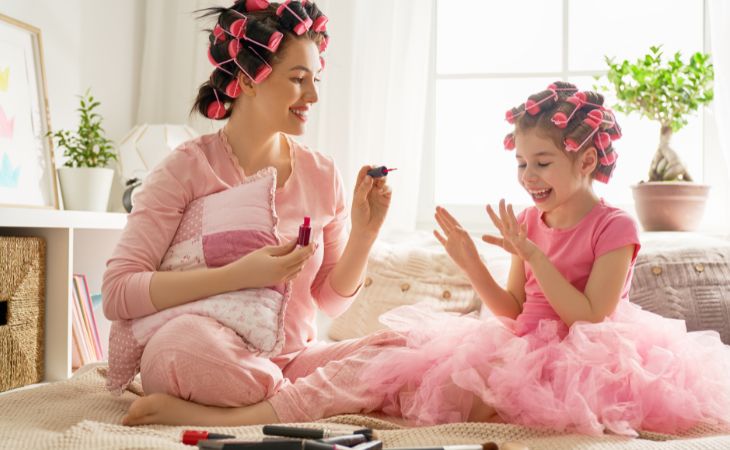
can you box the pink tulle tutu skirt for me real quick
[361,302,730,436]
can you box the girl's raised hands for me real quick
[434,206,482,273]
[483,199,539,262]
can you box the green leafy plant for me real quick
[598,46,714,181]
[48,89,116,168]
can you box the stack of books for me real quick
[71,274,104,368]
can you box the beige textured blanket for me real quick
[1,364,730,450]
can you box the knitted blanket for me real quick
[1,363,730,450]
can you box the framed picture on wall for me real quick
[0,13,59,209]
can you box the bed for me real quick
[1,231,729,450]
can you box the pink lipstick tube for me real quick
[297,216,311,246]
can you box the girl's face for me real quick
[514,129,595,213]
[248,37,322,135]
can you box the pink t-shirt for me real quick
[515,199,641,335]
[102,130,356,363]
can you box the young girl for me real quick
[362,81,730,436]
[109,0,403,426]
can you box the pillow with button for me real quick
[630,242,730,344]
[327,234,511,341]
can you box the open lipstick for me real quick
[182,430,235,445]
[297,216,311,246]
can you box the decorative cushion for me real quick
[327,232,511,341]
[630,235,730,344]
[106,167,290,394]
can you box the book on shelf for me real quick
[71,273,108,368]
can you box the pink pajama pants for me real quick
[140,314,407,422]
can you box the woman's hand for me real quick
[482,199,539,262]
[433,206,482,274]
[225,239,316,289]
[350,165,392,242]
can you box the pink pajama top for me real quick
[102,130,357,364]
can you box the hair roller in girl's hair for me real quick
[551,92,586,128]
[505,104,525,124]
[524,88,558,115]
[504,133,516,151]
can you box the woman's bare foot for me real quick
[122,393,279,426]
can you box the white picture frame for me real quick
[0,13,59,209]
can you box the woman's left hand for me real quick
[351,165,392,241]
[483,199,540,262]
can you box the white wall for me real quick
[0,0,144,211]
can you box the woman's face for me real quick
[249,37,322,136]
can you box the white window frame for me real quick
[417,0,727,233]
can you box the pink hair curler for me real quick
[207,90,228,119]
[318,35,329,52]
[551,92,586,128]
[277,0,313,35]
[312,15,328,32]
[244,0,270,12]
[524,89,557,116]
[564,115,601,152]
[503,133,516,150]
[225,78,242,98]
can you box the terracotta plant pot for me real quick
[631,182,710,231]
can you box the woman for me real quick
[103,0,401,426]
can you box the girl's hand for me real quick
[226,239,316,289]
[350,165,392,242]
[483,199,539,262]
[433,206,482,274]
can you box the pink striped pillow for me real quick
[106,167,290,394]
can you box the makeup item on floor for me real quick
[385,444,498,450]
[297,216,311,246]
[351,440,383,450]
[367,166,397,178]
[318,434,368,446]
[197,439,300,450]
[263,426,373,440]
[197,439,353,450]
[183,430,236,445]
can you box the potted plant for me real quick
[600,46,714,231]
[48,90,117,212]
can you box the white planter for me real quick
[57,167,114,212]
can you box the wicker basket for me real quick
[0,236,46,392]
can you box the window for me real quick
[421,0,708,230]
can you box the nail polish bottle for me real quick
[298,216,311,246]
[367,166,397,178]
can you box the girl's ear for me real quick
[580,147,598,176]
[238,73,256,97]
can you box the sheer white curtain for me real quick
[135,0,223,133]
[709,0,730,176]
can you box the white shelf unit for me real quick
[0,207,127,381]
